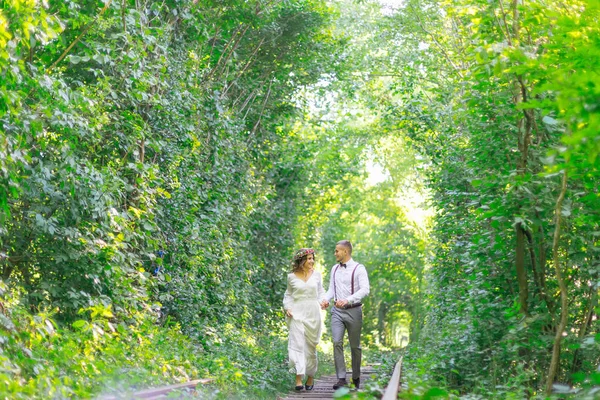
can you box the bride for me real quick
[283,248,326,391]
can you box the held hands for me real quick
[318,299,349,309]
[334,299,349,308]
[288,300,344,312]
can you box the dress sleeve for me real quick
[283,274,294,310]
[317,272,326,303]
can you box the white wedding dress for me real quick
[283,271,325,377]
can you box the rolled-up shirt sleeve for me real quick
[347,266,370,304]
[283,274,293,310]
[324,268,335,302]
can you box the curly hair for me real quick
[291,248,315,272]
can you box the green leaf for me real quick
[422,387,449,399]
[72,320,87,329]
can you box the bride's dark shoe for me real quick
[305,377,314,390]
[295,385,304,391]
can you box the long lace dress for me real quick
[283,271,325,377]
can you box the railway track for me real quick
[98,358,402,399]
[279,357,402,400]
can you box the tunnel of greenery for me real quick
[1,0,599,398]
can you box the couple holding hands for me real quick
[283,240,370,391]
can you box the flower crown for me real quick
[293,248,315,261]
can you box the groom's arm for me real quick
[323,268,335,301]
[321,268,334,308]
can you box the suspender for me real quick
[333,263,360,300]
[333,265,339,300]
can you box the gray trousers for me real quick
[331,306,363,380]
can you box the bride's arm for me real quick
[317,272,326,303]
[283,274,294,316]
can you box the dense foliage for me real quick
[369,0,600,397]
[1,0,599,398]
[285,0,600,397]
[1,0,343,397]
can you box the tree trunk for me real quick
[524,229,540,292]
[516,223,529,315]
[545,170,569,395]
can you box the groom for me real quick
[320,240,370,390]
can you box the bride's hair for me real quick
[292,248,315,272]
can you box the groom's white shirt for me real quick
[324,258,370,305]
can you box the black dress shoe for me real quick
[305,384,314,391]
[295,385,304,391]
[352,377,360,389]
[333,378,347,389]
